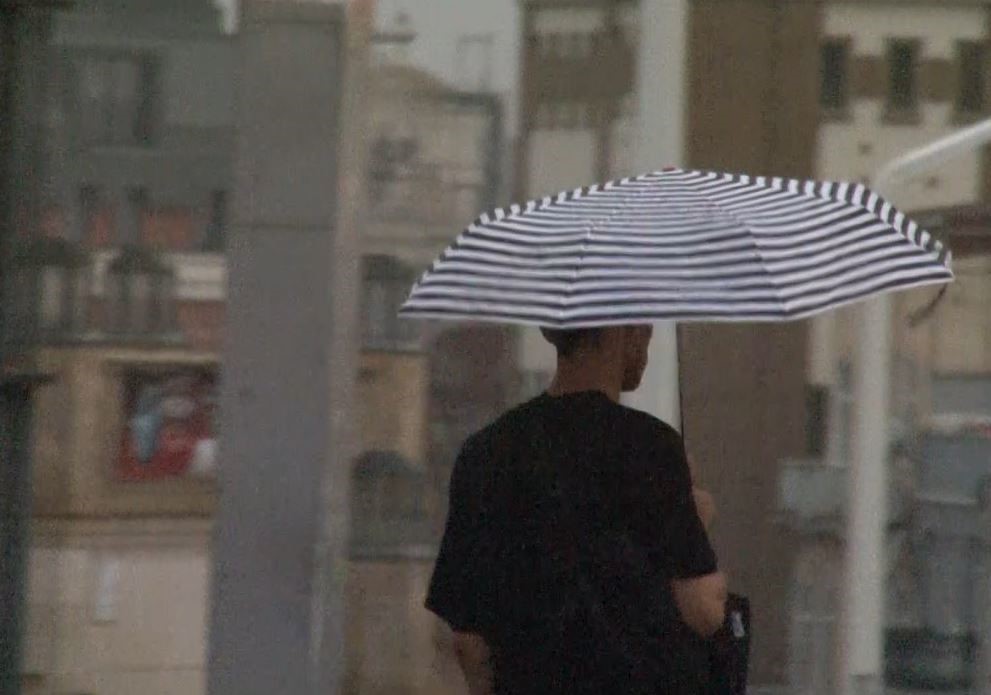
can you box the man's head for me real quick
[540,324,653,392]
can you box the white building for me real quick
[788,3,991,693]
[817,1,991,208]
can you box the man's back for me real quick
[427,391,717,695]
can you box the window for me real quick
[77,53,158,146]
[369,135,418,206]
[126,187,148,245]
[79,185,101,245]
[361,255,418,350]
[805,385,828,457]
[820,39,850,111]
[956,41,986,115]
[203,190,227,252]
[887,39,920,113]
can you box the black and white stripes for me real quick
[400,168,954,328]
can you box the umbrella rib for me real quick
[674,176,789,307]
[559,179,641,324]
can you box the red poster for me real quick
[118,368,218,481]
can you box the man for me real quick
[426,325,728,695]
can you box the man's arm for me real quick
[672,571,728,637]
[673,484,727,637]
[452,631,494,695]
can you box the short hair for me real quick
[539,327,602,358]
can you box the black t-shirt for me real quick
[426,391,718,695]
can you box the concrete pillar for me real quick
[205,3,360,694]
[620,0,688,428]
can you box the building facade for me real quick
[785,2,991,693]
[19,3,511,694]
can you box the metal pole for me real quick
[0,382,37,695]
[841,294,891,695]
[0,4,48,692]
[620,0,687,428]
[839,116,991,695]
[977,480,991,695]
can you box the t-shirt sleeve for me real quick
[425,439,494,633]
[627,423,718,580]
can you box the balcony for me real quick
[3,239,184,350]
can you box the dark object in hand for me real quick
[708,594,751,695]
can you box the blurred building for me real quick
[359,15,519,534]
[15,3,508,695]
[349,25,520,692]
[783,206,991,694]
[18,3,232,694]
[782,2,991,692]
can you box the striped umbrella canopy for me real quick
[400,168,954,328]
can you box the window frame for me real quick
[885,38,922,123]
[954,39,987,121]
[820,37,852,120]
[73,48,161,148]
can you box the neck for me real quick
[546,356,622,402]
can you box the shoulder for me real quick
[455,398,535,462]
[610,404,691,485]
[612,402,685,451]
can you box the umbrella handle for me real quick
[677,323,688,442]
[907,284,949,327]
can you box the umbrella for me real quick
[400,168,953,326]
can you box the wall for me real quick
[25,524,460,695]
[525,129,597,198]
[356,350,429,464]
[364,65,502,270]
[24,519,212,695]
[927,254,991,374]
[344,558,464,695]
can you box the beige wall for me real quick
[357,350,428,464]
[25,522,461,695]
[365,66,497,271]
[531,5,601,33]
[809,253,991,422]
[924,254,991,374]
[825,3,986,56]
[525,128,598,199]
[818,106,983,208]
[344,559,464,695]
[24,520,212,695]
